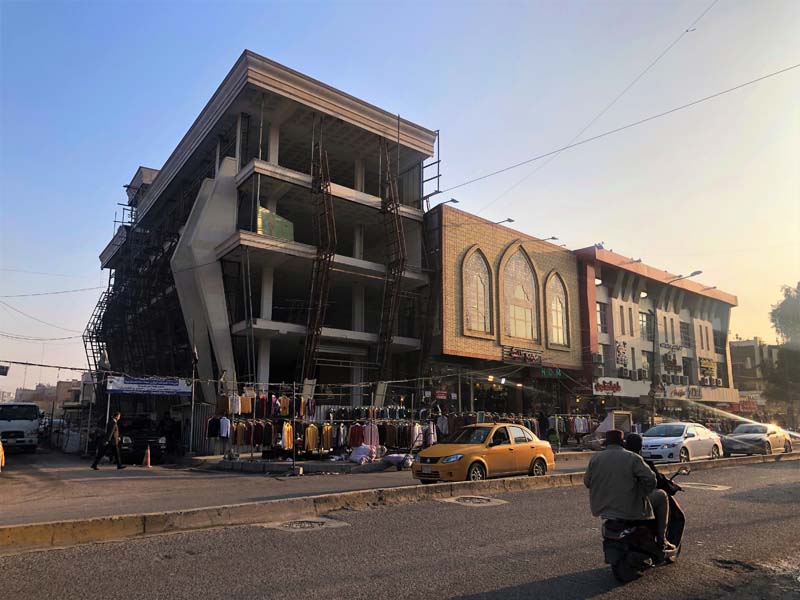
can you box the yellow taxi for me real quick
[412,423,555,483]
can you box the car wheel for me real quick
[764,442,772,455]
[420,479,438,485]
[530,458,547,477]
[711,445,720,460]
[679,448,690,463]
[784,440,792,454]
[467,462,486,482]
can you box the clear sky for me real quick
[1,0,798,393]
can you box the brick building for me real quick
[422,205,585,416]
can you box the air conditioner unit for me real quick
[716,378,723,387]
[593,365,604,377]
[681,376,689,385]
[592,353,603,364]
[638,368,646,381]
[630,370,639,381]
[702,376,711,386]
[673,374,681,384]
[620,368,630,379]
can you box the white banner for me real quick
[106,376,192,396]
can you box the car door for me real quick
[697,425,714,457]
[486,426,516,476]
[767,427,781,452]
[507,426,533,473]
[685,425,700,457]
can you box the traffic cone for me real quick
[143,445,152,468]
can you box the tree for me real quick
[770,282,800,347]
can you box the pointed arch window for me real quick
[547,274,569,346]
[503,250,538,341]
[463,251,492,333]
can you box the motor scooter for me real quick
[601,466,690,583]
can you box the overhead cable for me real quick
[442,63,800,194]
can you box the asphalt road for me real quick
[1,461,798,599]
[0,448,589,526]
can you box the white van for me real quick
[0,403,41,453]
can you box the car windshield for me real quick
[733,424,767,434]
[644,424,686,438]
[443,428,490,444]
[0,405,39,421]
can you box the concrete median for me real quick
[2,451,797,556]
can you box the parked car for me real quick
[117,416,167,464]
[641,422,722,463]
[722,423,793,457]
[0,403,41,453]
[412,423,555,483]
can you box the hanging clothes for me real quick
[281,421,294,450]
[279,395,290,417]
[219,416,231,439]
[321,423,333,450]
[240,396,252,415]
[348,423,364,448]
[362,422,379,447]
[304,424,319,452]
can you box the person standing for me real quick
[91,412,126,470]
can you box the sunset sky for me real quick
[1,0,798,393]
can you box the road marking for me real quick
[438,495,508,507]
[680,482,731,491]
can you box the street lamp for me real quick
[543,236,558,241]
[494,218,515,225]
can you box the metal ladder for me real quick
[376,137,407,378]
[300,117,337,383]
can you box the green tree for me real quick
[770,282,800,347]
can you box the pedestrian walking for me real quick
[90,412,126,470]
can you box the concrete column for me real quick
[261,265,274,319]
[235,114,242,172]
[268,124,280,166]
[257,339,271,388]
[354,159,366,192]
[353,226,365,260]
[352,283,365,332]
[350,367,364,407]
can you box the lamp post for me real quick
[494,218,515,225]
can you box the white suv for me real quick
[641,422,722,463]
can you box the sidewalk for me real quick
[1,449,592,527]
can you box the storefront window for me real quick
[463,251,492,333]
[503,250,538,341]
[547,274,569,346]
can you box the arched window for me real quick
[503,250,537,340]
[547,274,569,346]
[463,251,491,333]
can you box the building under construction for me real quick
[86,50,439,413]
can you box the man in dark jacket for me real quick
[91,412,126,470]
[624,433,675,551]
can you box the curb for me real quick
[2,452,797,556]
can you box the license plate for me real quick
[422,466,432,474]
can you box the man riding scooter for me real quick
[583,430,674,553]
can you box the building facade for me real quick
[88,51,438,423]
[423,205,584,416]
[730,338,781,418]
[576,246,739,422]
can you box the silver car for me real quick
[722,423,793,456]
[641,422,722,463]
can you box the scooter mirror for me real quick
[678,466,691,476]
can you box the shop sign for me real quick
[699,357,716,377]
[740,399,758,412]
[595,380,622,394]
[503,346,543,366]
[687,386,702,400]
[670,386,687,398]
[106,376,192,396]
[660,343,682,351]
[615,341,628,367]
[538,367,563,378]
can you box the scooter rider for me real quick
[624,433,677,552]
[584,430,672,552]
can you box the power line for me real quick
[443,63,800,195]
[0,359,87,372]
[477,0,719,214]
[0,301,84,333]
[0,268,96,279]
[0,330,83,341]
[0,286,105,298]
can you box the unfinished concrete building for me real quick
[87,50,439,409]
